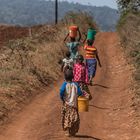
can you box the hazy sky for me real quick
[59,0,118,9]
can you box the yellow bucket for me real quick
[78,96,89,112]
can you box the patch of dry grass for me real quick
[117,12,140,117]
[0,25,67,124]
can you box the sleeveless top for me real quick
[66,42,80,59]
[84,45,97,59]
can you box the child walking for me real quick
[61,51,74,73]
[84,39,101,85]
[64,27,81,61]
[60,70,82,137]
[73,55,92,100]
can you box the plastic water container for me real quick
[87,28,97,40]
[69,26,78,38]
[78,96,89,112]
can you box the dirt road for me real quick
[0,32,139,140]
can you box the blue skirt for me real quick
[86,59,97,78]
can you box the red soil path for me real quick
[0,32,139,140]
[0,25,29,46]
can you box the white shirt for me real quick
[63,58,74,68]
[64,83,78,108]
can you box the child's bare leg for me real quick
[89,76,93,85]
[65,128,71,137]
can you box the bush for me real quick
[117,11,140,114]
[61,11,98,35]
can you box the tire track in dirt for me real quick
[0,32,139,140]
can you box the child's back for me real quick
[63,58,73,70]
[60,82,81,108]
[60,69,82,137]
[62,51,74,72]
[73,55,88,83]
[66,41,80,60]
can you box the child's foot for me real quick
[89,80,93,86]
[69,131,76,137]
[65,130,71,137]
[89,95,93,100]
[71,133,76,137]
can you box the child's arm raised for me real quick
[64,33,69,44]
[61,62,65,72]
[77,28,81,42]
[82,33,87,44]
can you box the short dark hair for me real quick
[65,51,71,58]
[64,69,73,81]
[70,37,76,42]
[76,54,84,62]
[87,39,94,46]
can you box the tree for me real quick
[117,0,140,13]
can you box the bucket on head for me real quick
[78,96,89,112]
[69,26,78,38]
[87,28,97,40]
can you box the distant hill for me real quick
[0,0,119,31]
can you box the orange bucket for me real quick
[69,26,78,38]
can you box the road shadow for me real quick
[89,104,110,110]
[92,84,110,89]
[74,135,102,140]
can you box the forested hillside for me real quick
[0,0,119,31]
